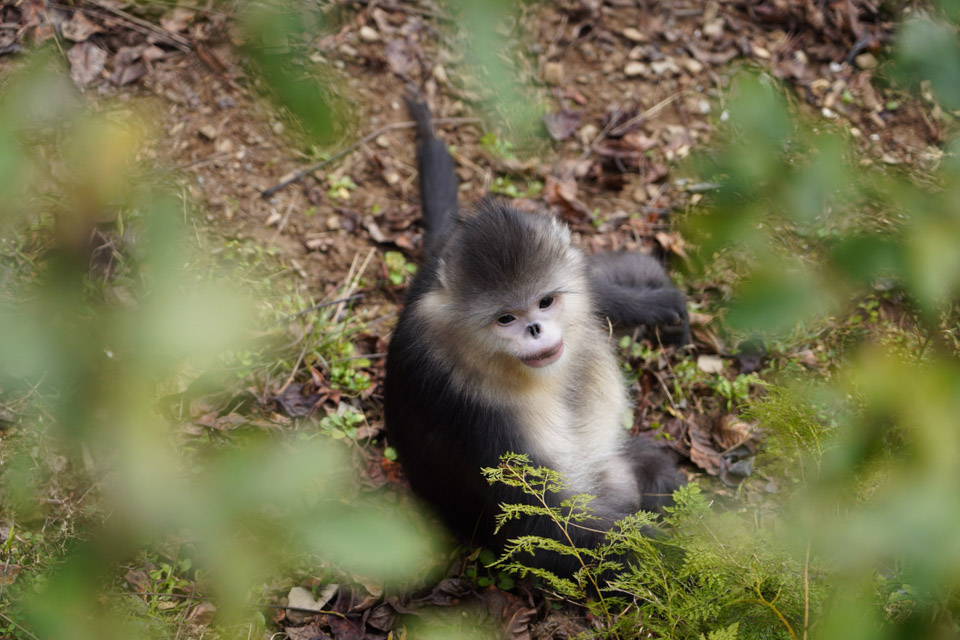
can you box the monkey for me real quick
[384,99,686,576]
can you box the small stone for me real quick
[432,64,447,84]
[650,59,680,76]
[358,25,379,42]
[680,57,704,74]
[375,134,390,148]
[703,18,724,38]
[622,27,646,43]
[198,124,217,140]
[271,121,285,135]
[578,123,599,146]
[854,53,878,70]
[624,61,648,77]
[542,61,564,86]
[697,354,724,374]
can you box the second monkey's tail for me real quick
[403,96,459,257]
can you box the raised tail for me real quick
[403,96,459,257]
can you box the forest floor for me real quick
[0,1,949,639]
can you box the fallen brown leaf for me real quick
[68,41,108,88]
[61,11,102,43]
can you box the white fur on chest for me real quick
[515,354,630,496]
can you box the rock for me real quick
[854,53,878,70]
[624,61,648,77]
[703,18,724,38]
[650,59,680,76]
[358,26,380,42]
[681,57,704,74]
[622,27,646,43]
[543,61,565,86]
[198,124,217,140]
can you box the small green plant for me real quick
[709,372,765,411]
[618,335,658,360]
[462,548,516,590]
[146,559,195,614]
[490,176,543,198]
[327,175,357,200]
[319,407,365,439]
[326,342,371,393]
[848,296,881,326]
[384,250,417,285]
[479,132,517,160]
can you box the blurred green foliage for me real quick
[239,1,338,145]
[682,7,960,638]
[0,48,432,640]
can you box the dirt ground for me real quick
[0,0,948,637]
[38,0,933,294]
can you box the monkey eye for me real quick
[538,296,555,309]
[496,314,516,326]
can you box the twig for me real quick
[280,294,364,323]
[277,341,309,395]
[610,89,687,137]
[260,117,481,199]
[803,538,811,640]
[139,152,236,177]
[267,199,296,244]
[330,352,386,363]
[0,612,40,640]
[259,604,347,618]
[83,0,192,52]
[334,248,376,323]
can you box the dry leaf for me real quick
[68,41,108,88]
[542,110,581,141]
[61,11,102,43]
[160,8,195,33]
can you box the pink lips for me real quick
[521,341,564,368]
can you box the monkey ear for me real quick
[550,215,573,248]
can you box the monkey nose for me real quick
[527,323,541,338]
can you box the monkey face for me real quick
[492,293,566,368]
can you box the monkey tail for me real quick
[403,95,459,257]
[403,95,435,139]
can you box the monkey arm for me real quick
[587,252,690,345]
[404,96,459,257]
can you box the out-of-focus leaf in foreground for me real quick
[0,58,433,639]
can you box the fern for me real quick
[484,456,822,640]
